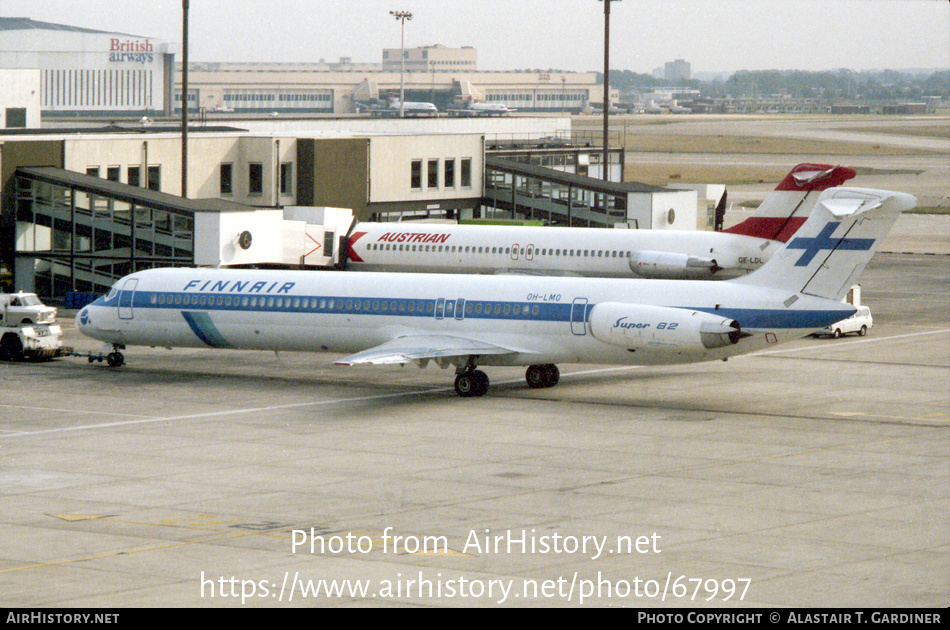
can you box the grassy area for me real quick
[841,124,950,140]
[573,117,946,156]
[624,163,790,187]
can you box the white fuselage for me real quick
[77,267,852,368]
[347,223,779,280]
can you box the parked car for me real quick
[817,306,873,338]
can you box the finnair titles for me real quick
[346,163,857,280]
[76,186,915,397]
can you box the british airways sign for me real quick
[108,38,154,64]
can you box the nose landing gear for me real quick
[86,343,125,367]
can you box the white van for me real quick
[818,306,873,338]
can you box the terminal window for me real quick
[410,160,422,190]
[249,163,263,195]
[280,163,293,195]
[461,158,472,188]
[427,159,439,189]
[220,163,233,195]
[444,159,455,188]
[147,166,161,192]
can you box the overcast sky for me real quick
[4,0,948,74]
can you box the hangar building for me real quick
[0,17,177,116]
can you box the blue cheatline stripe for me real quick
[181,311,232,348]
[690,306,855,329]
[140,291,848,332]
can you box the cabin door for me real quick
[117,278,138,320]
[570,298,588,336]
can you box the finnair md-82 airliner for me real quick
[346,163,856,280]
[77,186,914,397]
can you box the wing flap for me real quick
[333,334,518,366]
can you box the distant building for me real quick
[382,44,477,72]
[0,17,177,116]
[0,68,41,128]
[882,103,927,115]
[664,59,691,83]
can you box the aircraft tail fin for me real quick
[722,164,857,241]
[733,187,915,301]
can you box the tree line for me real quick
[602,68,950,101]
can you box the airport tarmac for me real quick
[2,113,949,607]
[0,246,947,608]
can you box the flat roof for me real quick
[485,156,672,194]
[0,16,142,38]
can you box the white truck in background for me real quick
[0,292,69,361]
[815,284,873,338]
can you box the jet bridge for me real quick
[12,167,354,299]
[483,156,697,229]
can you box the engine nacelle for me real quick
[589,303,743,353]
[629,250,720,280]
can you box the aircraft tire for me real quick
[455,371,487,397]
[527,364,560,389]
[106,351,125,368]
[472,370,489,397]
[525,365,545,388]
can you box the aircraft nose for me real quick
[75,307,90,330]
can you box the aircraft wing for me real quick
[333,333,522,366]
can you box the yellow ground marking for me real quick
[49,514,116,522]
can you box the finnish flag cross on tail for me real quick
[735,187,917,302]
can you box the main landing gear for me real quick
[525,364,559,389]
[454,357,489,397]
[453,359,560,397]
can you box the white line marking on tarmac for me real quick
[2,329,946,439]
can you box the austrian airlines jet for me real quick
[346,163,856,280]
[76,186,914,397]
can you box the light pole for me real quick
[181,0,189,197]
[598,0,621,182]
[390,10,413,118]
